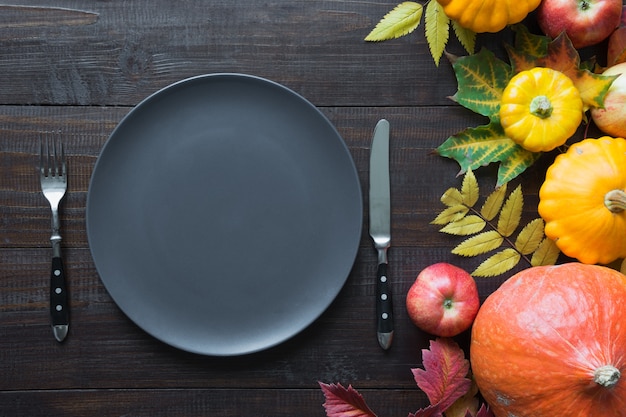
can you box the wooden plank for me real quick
[0,0,515,106]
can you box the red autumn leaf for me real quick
[319,382,378,417]
[407,403,443,417]
[475,403,496,417]
[411,338,472,411]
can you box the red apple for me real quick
[591,62,626,137]
[405,263,479,337]
[537,0,623,49]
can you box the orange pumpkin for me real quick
[471,263,626,417]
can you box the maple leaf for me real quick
[412,338,472,411]
[505,30,618,109]
[319,382,378,417]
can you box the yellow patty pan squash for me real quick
[436,0,541,33]
[500,67,583,152]
[539,137,626,265]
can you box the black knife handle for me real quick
[50,256,69,329]
[376,263,393,342]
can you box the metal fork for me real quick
[39,133,69,342]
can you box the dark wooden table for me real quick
[0,1,609,416]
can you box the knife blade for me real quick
[369,119,393,350]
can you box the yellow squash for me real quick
[436,0,541,33]
[538,137,626,264]
[499,67,583,153]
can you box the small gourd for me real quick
[538,136,626,264]
[500,67,583,152]
[471,263,626,417]
[436,0,541,33]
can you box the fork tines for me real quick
[39,133,66,179]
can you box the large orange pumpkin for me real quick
[471,263,626,417]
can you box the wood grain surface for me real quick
[0,1,610,415]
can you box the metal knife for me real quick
[369,119,393,350]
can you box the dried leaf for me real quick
[496,185,522,237]
[510,24,548,60]
[472,248,521,277]
[425,0,450,66]
[531,238,561,266]
[441,187,464,207]
[621,259,626,275]
[444,379,479,417]
[475,404,496,417]
[408,405,442,417]
[451,20,475,55]
[480,184,507,221]
[365,2,423,42]
[440,215,486,236]
[412,338,472,411]
[432,205,469,225]
[319,382,378,417]
[460,169,479,207]
[514,218,544,255]
[452,230,503,257]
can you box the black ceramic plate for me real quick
[86,74,362,356]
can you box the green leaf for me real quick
[432,204,469,225]
[365,2,424,42]
[436,122,538,186]
[460,169,479,207]
[451,20,475,55]
[440,215,486,235]
[480,183,507,221]
[424,0,450,66]
[510,24,548,59]
[531,238,561,266]
[497,185,523,237]
[514,218,545,255]
[472,248,521,277]
[452,230,503,257]
[440,187,463,207]
[449,48,513,121]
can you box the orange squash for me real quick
[471,263,626,417]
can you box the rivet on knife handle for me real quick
[369,119,393,350]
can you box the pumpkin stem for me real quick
[594,365,621,388]
[605,189,626,213]
[530,95,553,119]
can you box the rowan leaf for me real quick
[425,0,450,66]
[460,169,479,206]
[435,122,537,186]
[452,230,503,257]
[531,238,561,266]
[440,215,486,235]
[514,218,545,255]
[441,187,463,207]
[412,338,472,411]
[480,183,507,221]
[432,205,469,225]
[449,48,513,121]
[451,20,475,55]
[472,248,521,277]
[319,382,378,417]
[364,2,423,42]
[496,185,522,237]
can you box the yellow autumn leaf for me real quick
[461,169,479,207]
[621,259,626,275]
[365,2,423,42]
[514,218,544,255]
[496,184,522,237]
[452,230,503,257]
[440,215,486,235]
[480,183,507,221]
[440,187,463,207]
[451,20,476,55]
[531,238,560,266]
[425,0,449,66]
[473,248,521,277]
[431,204,469,225]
